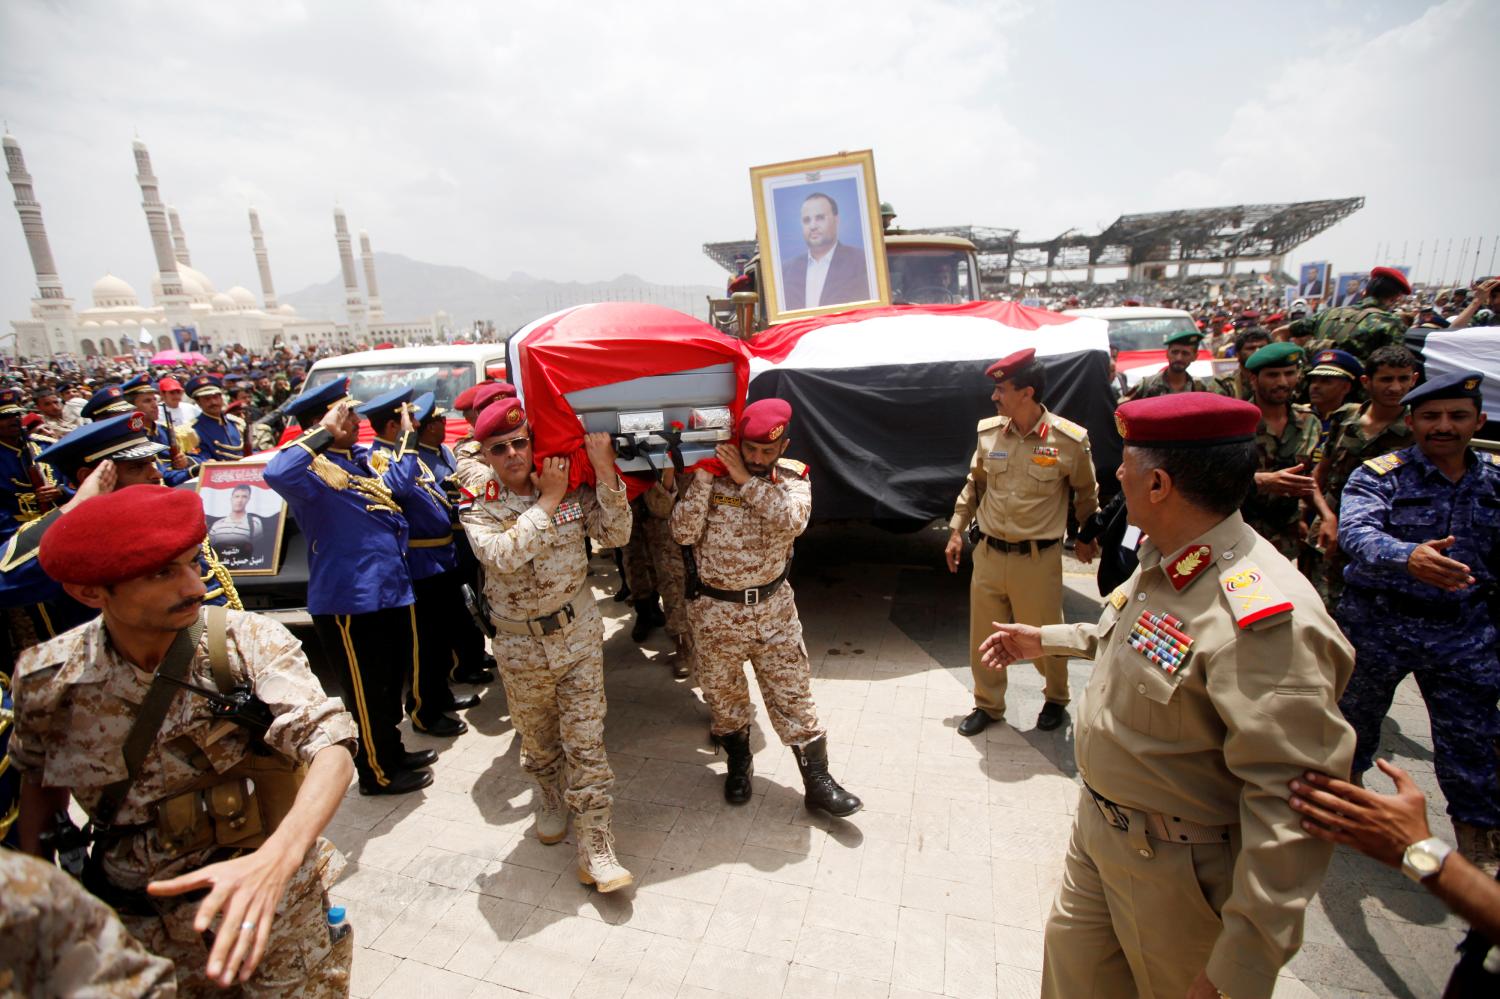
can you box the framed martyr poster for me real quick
[751,149,890,325]
[196,460,287,575]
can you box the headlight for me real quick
[690,406,732,430]
[617,410,664,435]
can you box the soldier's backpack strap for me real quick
[91,613,207,832]
[205,604,233,694]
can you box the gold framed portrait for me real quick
[750,150,891,325]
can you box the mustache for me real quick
[170,596,205,615]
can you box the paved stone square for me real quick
[323,523,1466,999]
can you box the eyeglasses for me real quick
[487,437,531,456]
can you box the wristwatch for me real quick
[1401,836,1452,882]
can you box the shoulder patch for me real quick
[977,415,1004,432]
[776,458,808,479]
[367,448,392,476]
[1051,416,1087,443]
[1362,452,1405,476]
[1219,561,1294,630]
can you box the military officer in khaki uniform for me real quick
[947,349,1099,735]
[981,393,1355,999]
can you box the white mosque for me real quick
[4,132,449,359]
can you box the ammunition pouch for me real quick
[155,752,307,856]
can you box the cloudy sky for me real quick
[1,0,1495,322]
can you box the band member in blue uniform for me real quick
[185,373,249,461]
[122,374,196,486]
[359,388,476,737]
[265,378,432,795]
[79,385,135,422]
[0,388,63,543]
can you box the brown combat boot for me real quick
[576,807,633,893]
[1454,821,1500,877]
[534,777,568,845]
[671,634,696,680]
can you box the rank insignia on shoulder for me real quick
[1480,451,1499,466]
[552,500,583,526]
[483,480,500,502]
[1051,416,1088,443]
[1219,562,1293,629]
[1166,545,1212,590]
[1362,452,1405,475]
[777,458,808,478]
[977,415,1004,432]
[1108,587,1128,610]
[368,449,391,476]
[1128,609,1194,675]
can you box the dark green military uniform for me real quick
[1292,297,1407,362]
[1131,369,1225,399]
[1242,409,1319,560]
[1295,401,1361,465]
[1305,403,1413,606]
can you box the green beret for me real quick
[1164,329,1204,346]
[1245,341,1305,372]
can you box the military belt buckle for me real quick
[744,587,760,606]
[1087,785,1129,831]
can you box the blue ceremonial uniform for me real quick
[193,412,247,462]
[1336,444,1500,827]
[146,420,197,485]
[0,440,54,541]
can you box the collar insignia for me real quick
[1167,544,1212,590]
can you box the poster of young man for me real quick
[196,460,287,573]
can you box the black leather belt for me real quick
[698,562,791,606]
[982,534,1060,555]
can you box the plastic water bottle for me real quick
[327,905,350,944]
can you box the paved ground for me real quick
[321,522,1468,999]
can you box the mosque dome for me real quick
[211,292,236,312]
[275,303,298,316]
[91,273,139,308]
[151,263,217,303]
[227,285,257,308]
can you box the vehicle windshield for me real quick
[889,248,978,305]
[1107,316,1201,352]
[304,363,476,408]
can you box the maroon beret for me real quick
[471,381,518,415]
[453,385,479,410]
[1115,394,1260,449]
[984,348,1036,381]
[40,485,207,586]
[736,398,792,444]
[473,397,527,441]
[1369,266,1412,294]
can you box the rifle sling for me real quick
[90,614,207,832]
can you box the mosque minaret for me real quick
[248,208,279,311]
[4,131,75,356]
[168,206,192,267]
[333,207,367,340]
[5,132,447,358]
[360,229,384,321]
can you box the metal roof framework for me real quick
[703,197,1364,279]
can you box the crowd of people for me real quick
[0,262,1496,997]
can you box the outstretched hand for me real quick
[1407,536,1474,591]
[978,622,1043,669]
[1288,759,1431,868]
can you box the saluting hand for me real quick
[1407,536,1474,591]
[62,459,117,511]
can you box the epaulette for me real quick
[776,458,809,479]
[277,428,321,453]
[227,414,246,429]
[977,415,1003,432]
[1218,561,1294,630]
[0,509,61,571]
[367,448,392,476]
[1362,452,1405,476]
[1479,450,1499,466]
[1050,415,1088,443]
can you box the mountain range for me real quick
[281,252,721,335]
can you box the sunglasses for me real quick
[487,437,531,456]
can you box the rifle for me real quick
[160,403,186,468]
[18,424,54,514]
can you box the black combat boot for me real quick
[631,594,664,642]
[792,737,862,817]
[712,726,755,804]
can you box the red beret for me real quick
[1115,394,1260,449]
[473,397,527,441]
[40,485,207,586]
[453,385,478,410]
[1369,266,1412,294]
[984,348,1036,381]
[157,377,184,392]
[21,413,43,430]
[736,398,792,444]
[471,381,518,415]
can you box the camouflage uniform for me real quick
[1336,447,1500,831]
[0,848,178,997]
[9,611,358,997]
[459,469,631,813]
[1296,297,1407,362]
[619,501,657,596]
[1218,370,1255,402]
[1305,404,1412,606]
[30,416,78,446]
[642,482,689,641]
[1129,370,1224,399]
[1241,408,1319,559]
[451,438,491,499]
[670,461,822,746]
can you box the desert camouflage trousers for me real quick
[643,515,688,638]
[493,601,614,813]
[688,584,823,747]
[122,838,351,998]
[620,512,656,596]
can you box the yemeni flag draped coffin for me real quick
[742,301,1119,523]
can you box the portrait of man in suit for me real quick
[780,191,872,311]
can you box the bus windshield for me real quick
[1107,317,1201,352]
